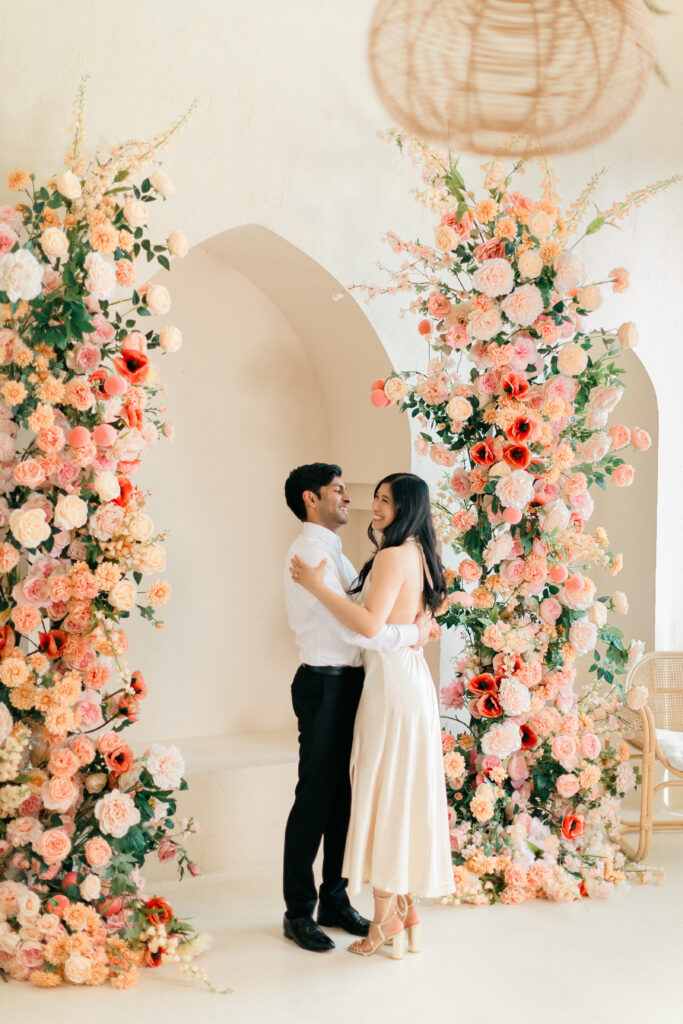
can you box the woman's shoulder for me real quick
[373,540,419,566]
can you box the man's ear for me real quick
[302,489,317,510]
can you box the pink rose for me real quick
[481,754,501,774]
[481,721,522,759]
[94,789,141,838]
[430,444,457,467]
[157,841,177,863]
[544,375,576,402]
[91,314,115,344]
[540,598,562,624]
[17,576,50,606]
[17,941,45,970]
[76,700,103,730]
[499,558,526,585]
[508,753,529,782]
[0,222,18,254]
[580,733,602,760]
[35,828,72,865]
[556,774,580,798]
[551,735,579,771]
[84,836,112,868]
[612,464,634,487]
[441,678,466,709]
[449,468,473,499]
[477,370,500,395]
[609,424,630,450]
[88,502,125,541]
[445,323,469,349]
[71,344,100,373]
[427,293,452,319]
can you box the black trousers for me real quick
[283,664,364,919]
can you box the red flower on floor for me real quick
[561,814,585,840]
[144,897,174,926]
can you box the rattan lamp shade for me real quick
[368,0,656,156]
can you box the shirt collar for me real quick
[302,522,342,552]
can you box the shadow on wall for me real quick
[130,225,410,744]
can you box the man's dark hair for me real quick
[284,463,342,522]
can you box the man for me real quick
[282,462,429,952]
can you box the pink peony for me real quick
[540,598,562,624]
[495,470,535,510]
[551,735,579,772]
[94,789,141,838]
[568,617,597,655]
[580,733,602,760]
[441,678,465,709]
[481,721,522,759]
[501,284,544,326]
[556,774,580,798]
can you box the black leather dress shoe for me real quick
[317,904,370,937]
[283,914,335,952]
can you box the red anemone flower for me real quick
[520,724,538,750]
[561,814,585,840]
[39,629,68,659]
[113,347,150,385]
[467,672,498,696]
[477,693,502,718]
[501,373,530,400]
[503,443,531,469]
[470,439,498,467]
[507,415,539,444]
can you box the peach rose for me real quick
[151,169,174,196]
[568,618,597,655]
[446,395,473,422]
[109,580,137,612]
[35,828,72,865]
[84,252,115,300]
[472,258,514,298]
[557,343,587,376]
[577,285,602,311]
[499,558,525,585]
[554,252,585,293]
[84,836,112,868]
[556,773,580,798]
[430,444,457,467]
[384,377,408,404]
[167,230,189,258]
[40,227,69,259]
[501,285,544,327]
[551,735,578,771]
[612,464,634,487]
[581,433,611,463]
[417,375,448,405]
[617,322,638,348]
[631,427,651,451]
[9,507,51,548]
[540,598,562,624]
[48,747,79,777]
[129,513,154,542]
[145,283,171,315]
[13,458,46,489]
[94,789,141,838]
[54,170,81,199]
[609,424,630,450]
[159,326,182,353]
[54,494,88,531]
[64,953,91,985]
[123,200,148,228]
[41,777,78,813]
[467,307,503,341]
[589,600,608,626]
[517,249,543,279]
[458,558,481,583]
[434,224,458,251]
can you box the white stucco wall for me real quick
[1,0,680,686]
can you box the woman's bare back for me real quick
[368,539,425,625]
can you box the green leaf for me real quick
[585,216,606,235]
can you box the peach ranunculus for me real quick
[446,396,473,422]
[84,836,112,868]
[557,343,587,376]
[501,284,544,326]
[467,307,503,341]
[35,828,72,865]
[53,494,88,531]
[472,259,514,298]
[495,470,535,510]
[41,777,79,812]
[517,249,543,280]
[612,464,634,487]
[108,580,137,612]
[550,735,579,772]
[94,789,141,838]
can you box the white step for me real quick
[144,730,299,885]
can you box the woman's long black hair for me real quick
[349,473,447,616]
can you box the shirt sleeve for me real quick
[295,541,419,652]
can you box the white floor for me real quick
[6,833,683,1024]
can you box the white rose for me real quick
[64,953,91,985]
[109,580,137,612]
[9,507,51,548]
[54,494,88,531]
[54,170,82,200]
[123,200,148,229]
[612,591,629,615]
[40,227,69,259]
[167,230,188,258]
[132,542,166,575]
[147,744,185,790]
[617,322,638,349]
[151,169,174,197]
[129,514,154,542]
[79,875,101,902]
[568,617,598,655]
[93,472,120,502]
[159,326,182,353]
[0,249,44,302]
[145,283,171,315]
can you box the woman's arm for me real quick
[290,547,405,638]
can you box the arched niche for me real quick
[130,225,410,745]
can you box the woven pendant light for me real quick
[368,0,656,156]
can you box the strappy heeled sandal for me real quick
[397,893,421,953]
[347,893,406,959]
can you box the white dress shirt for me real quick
[284,522,419,667]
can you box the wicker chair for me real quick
[618,652,683,861]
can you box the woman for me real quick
[290,472,454,958]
